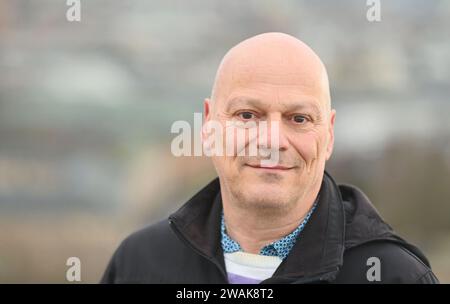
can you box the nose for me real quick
[258,114,289,152]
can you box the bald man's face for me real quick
[203,34,336,211]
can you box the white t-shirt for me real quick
[224,251,282,284]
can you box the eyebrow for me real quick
[225,96,322,115]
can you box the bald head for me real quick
[210,32,331,114]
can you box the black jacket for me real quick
[101,171,439,284]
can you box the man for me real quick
[101,33,439,284]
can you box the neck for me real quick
[222,188,319,254]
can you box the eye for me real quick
[292,115,308,124]
[237,111,256,120]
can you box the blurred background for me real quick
[0,0,449,283]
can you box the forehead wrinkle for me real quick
[224,94,323,117]
[224,96,265,112]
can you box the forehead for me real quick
[218,62,327,109]
[230,59,323,88]
[224,93,323,115]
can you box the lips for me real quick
[245,163,294,170]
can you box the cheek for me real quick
[291,132,325,162]
[224,124,257,157]
[211,151,241,176]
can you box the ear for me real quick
[325,109,336,161]
[202,98,212,143]
[203,98,211,121]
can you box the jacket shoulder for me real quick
[335,241,439,284]
[100,219,181,283]
[122,220,174,252]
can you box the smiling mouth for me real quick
[245,164,295,171]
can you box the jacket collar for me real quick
[168,171,346,283]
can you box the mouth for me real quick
[244,163,295,171]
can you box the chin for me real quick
[239,182,292,209]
